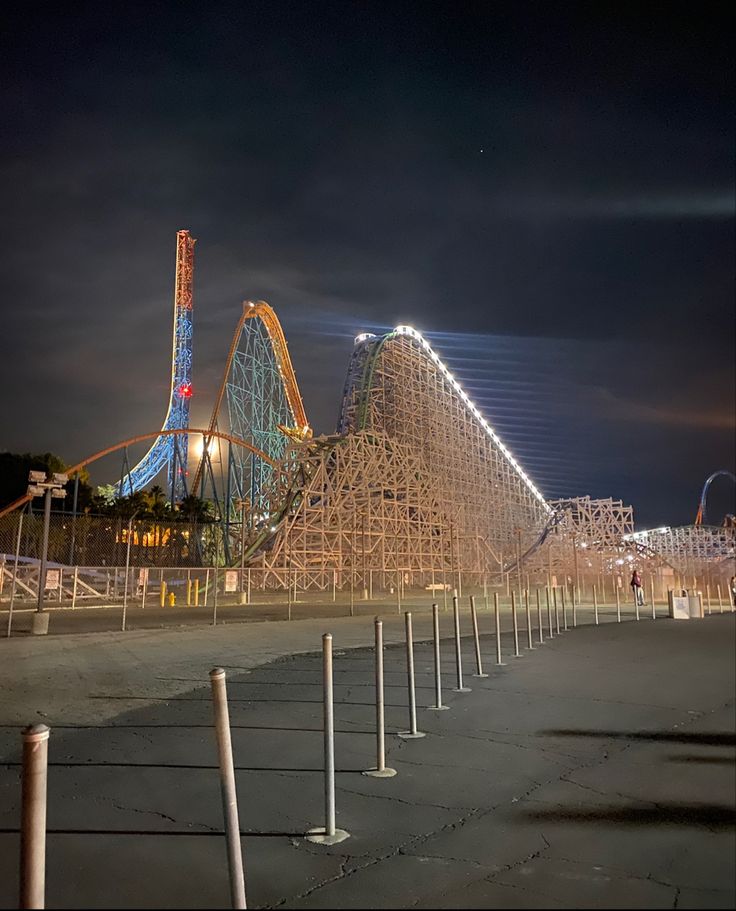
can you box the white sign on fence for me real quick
[225,570,238,593]
[45,569,60,591]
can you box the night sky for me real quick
[1,2,733,527]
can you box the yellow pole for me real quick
[160,580,167,607]
[187,579,192,607]
[195,578,200,607]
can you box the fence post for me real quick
[213,570,219,626]
[470,595,488,676]
[209,670,247,909]
[452,595,471,691]
[428,604,450,710]
[546,586,554,638]
[593,587,599,625]
[307,634,349,844]
[553,587,560,634]
[535,588,544,644]
[524,589,534,649]
[364,619,397,776]
[6,512,24,639]
[571,585,577,628]
[706,584,712,615]
[20,723,50,911]
[561,586,568,631]
[141,569,148,611]
[716,584,724,614]
[71,567,78,611]
[493,592,505,666]
[616,586,621,622]
[399,612,425,738]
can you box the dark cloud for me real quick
[1,1,733,528]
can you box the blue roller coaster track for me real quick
[116,230,196,503]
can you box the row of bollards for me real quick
[18,583,721,908]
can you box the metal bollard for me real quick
[511,591,521,657]
[561,586,568,631]
[469,596,488,676]
[428,604,450,710]
[706,584,711,615]
[160,579,167,608]
[524,589,534,649]
[493,592,505,666]
[535,588,544,644]
[593,588,599,625]
[20,724,50,911]
[546,587,554,638]
[209,670,247,909]
[553,587,560,635]
[717,584,724,614]
[307,635,349,844]
[572,585,577,628]
[651,579,656,619]
[364,619,397,776]
[194,578,200,607]
[452,596,472,691]
[635,588,640,621]
[399,612,426,738]
[616,587,621,622]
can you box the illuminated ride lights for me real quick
[376,324,551,513]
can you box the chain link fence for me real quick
[0,511,229,569]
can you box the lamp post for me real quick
[27,471,68,636]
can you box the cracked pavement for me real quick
[0,610,734,908]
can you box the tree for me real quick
[0,451,93,511]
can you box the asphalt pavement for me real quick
[0,608,733,908]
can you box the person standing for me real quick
[630,569,644,606]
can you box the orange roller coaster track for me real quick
[191,300,310,493]
[0,429,276,519]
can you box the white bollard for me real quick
[364,619,397,776]
[452,595,472,691]
[399,612,426,738]
[209,670,247,908]
[470,595,489,676]
[524,589,534,649]
[535,588,544,644]
[307,635,350,844]
[428,604,450,711]
[511,591,521,657]
[494,592,505,666]
[20,724,50,910]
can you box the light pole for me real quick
[27,470,68,636]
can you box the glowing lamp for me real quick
[178,383,193,398]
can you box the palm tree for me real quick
[178,494,211,564]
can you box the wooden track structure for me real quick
[251,328,555,590]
